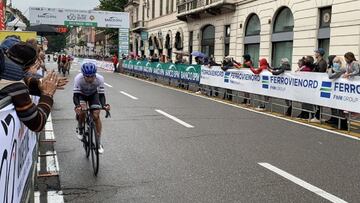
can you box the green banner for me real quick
[123,60,200,82]
[64,21,98,27]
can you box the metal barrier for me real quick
[123,62,360,134]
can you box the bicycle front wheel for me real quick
[89,124,99,176]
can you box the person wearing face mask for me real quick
[325,56,347,130]
[327,56,346,79]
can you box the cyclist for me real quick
[73,62,110,154]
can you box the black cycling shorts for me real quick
[78,93,101,109]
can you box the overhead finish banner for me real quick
[29,7,129,29]
[0,104,37,203]
[200,66,360,113]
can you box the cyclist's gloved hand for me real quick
[103,104,111,111]
[74,106,82,115]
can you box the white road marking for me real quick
[155,109,194,128]
[34,191,40,203]
[47,191,64,203]
[120,91,138,100]
[46,151,59,172]
[258,163,347,203]
[104,82,113,88]
[45,131,55,140]
[120,74,360,141]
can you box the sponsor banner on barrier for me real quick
[123,60,201,83]
[200,66,360,113]
[178,64,201,83]
[0,104,37,203]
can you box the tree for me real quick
[98,0,128,42]
[46,35,66,53]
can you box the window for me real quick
[272,7,294,67]
[245,14,260,36]
[166,0,169,14]
[224,25,230,56]
[273,8,294,33]
[135,39,139,56]
[152,0,155,19]
[272,41,293,68]
[320,7,331,28]
[149,36,154,56]
[160,0,163,16]
[170,0,173,13]
[166,34,172,59]
[318,7,331,59]
[245,44,260,67]
[174,32,183,50]
[244,14,261,67]
[201,25,215,57]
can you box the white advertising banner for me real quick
[200,66,360,113]
[29,7,129,29]
[0,104,37,203]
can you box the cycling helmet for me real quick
[81,62,97,77]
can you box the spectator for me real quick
[175,54,187,64]
[324,56,348,130]
[194,56,204,65]
[151,54,160,62]
[313,48,327,72]
[242,54,252,105]
[0,37,20,52]
[310,48,328,122]
[248,58,270,110]
[343,52,360,78]
[166,56,172,63]
[249,58,269,74]
[112,54,118,72]
[327,55,345,79]
[0,43,59,132]
[268,58,292,115]
[295,57,306,72]
[221,57,241,71]
[296,56,315,119]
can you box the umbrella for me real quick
[191,51,207,58]
[173,50,189,56]
[26,24,60,36]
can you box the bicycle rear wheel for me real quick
[89,124,99,176]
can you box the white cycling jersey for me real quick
[73,73,105,96]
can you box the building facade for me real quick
[125,0,360,68]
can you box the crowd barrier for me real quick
[0,102,37,203]
[201,66,360,114]
[123,60,201,83]
[122,60,359,114]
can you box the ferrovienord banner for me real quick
[0,104,37,203]
[200,66,360,113]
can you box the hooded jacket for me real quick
[270,62,291,75]
[250,58,269,74]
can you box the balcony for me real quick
[177,0,236,21]
[131,20,146,33]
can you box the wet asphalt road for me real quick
[49,60,359,203]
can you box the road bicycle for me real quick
[77,106,110,176]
